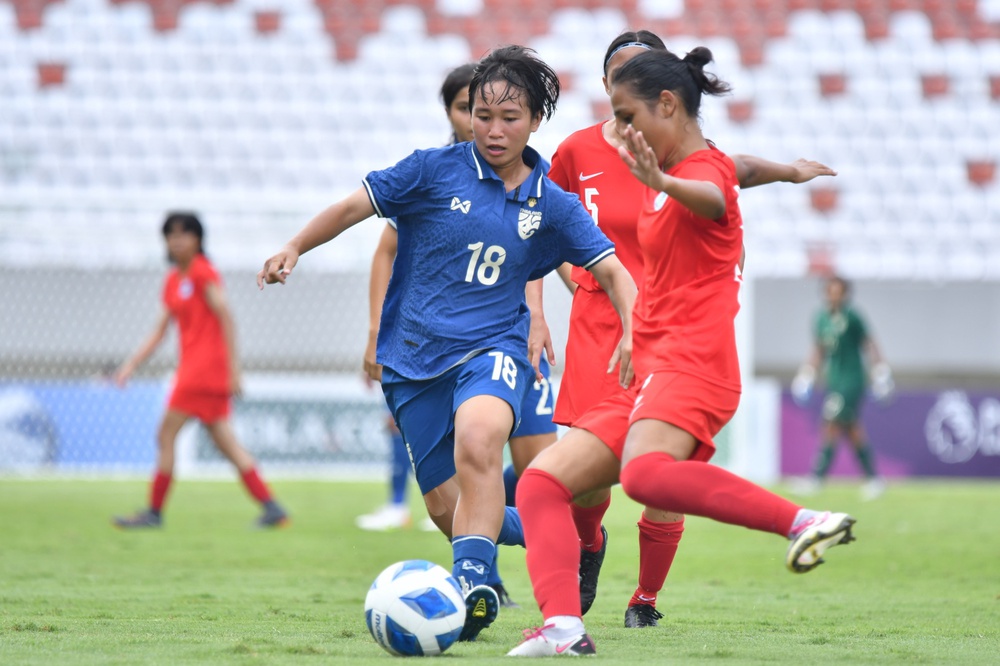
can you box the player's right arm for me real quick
[791,322,824,404]
[364,224,398,383]
[114,308,171,387]
[258,188,376,288]
[619,125,726,220]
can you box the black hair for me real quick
[602,30,668,75]
[827,274,851,295]
[161,211,204,261]
[469,45,559,122]
[440,63,476,110]
[611,47,731,119]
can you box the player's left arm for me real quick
[204,281,242,397]
[554,263,577,294]
[525,279,554,381]
[860,315,893,399]
[587,255,636,388]
[730,156,837,189]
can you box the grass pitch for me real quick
[1,478,998,664]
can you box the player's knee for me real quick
[454,431,504,475]
[619,459,651,504]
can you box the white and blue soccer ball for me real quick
[364,560,466,657]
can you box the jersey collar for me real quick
[469,143,546,203]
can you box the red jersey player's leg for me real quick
[510,428,621,657]
[204,416,288,528]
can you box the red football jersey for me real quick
[548,122,648,425]
[548,122,647,291]
[162,254,230,393]
[632,146,743,392]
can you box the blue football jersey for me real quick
[364,142,614,380]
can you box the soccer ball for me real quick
[364,560,466,657]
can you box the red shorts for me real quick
[168,387,231,423]
[553,288,625,427]
[574,371,739,462]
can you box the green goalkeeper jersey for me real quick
[815,305,868,395]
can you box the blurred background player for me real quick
[791,275,892,500]
[113,213,288,529]
[354,411,422,531]
[510,47,855,657]
[357,63,559,606]
[258,46,634,642]
[539,30,838,628]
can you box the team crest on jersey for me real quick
[178,278,194,300]
[654,191,669,211]
[518,208,542,239]
[527,197,537,208]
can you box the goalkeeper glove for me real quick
[791,365,815,405]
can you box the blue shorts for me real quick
[381,350,532,495]
[511,356,557,439]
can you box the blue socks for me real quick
[486,549,502,587]
[389,432,408,505]
[452,535,496,589]
[497,506,524,547]
[503,463,519,507]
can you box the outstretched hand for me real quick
[788,159,837,183]
[617,124,664,191]
[257,247,300,289]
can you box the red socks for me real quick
[620,452,800,537]
[630,514,684,607]
[240,467,273,504]
[150,471,172,513]
[572,494,610,553]
[517,468,582,619]
[149,468,273,514]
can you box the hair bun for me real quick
[683,46,714,70]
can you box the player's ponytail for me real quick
[612,48,731,119]
[682,46,731,98]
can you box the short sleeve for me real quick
[190,256,221,291]
[674,157,733,224]
[363,150,428,221]
[548,144,572,191]
[553,193,615,271]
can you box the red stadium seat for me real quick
[966,160,997,187]
[36,61,66,88]
[810,187,840,214]
[920,73,949,98]
[727,100,755,124]
[254,10,281,35]
[819,73,847,96]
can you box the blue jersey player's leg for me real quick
[450,351,532,640]
[380,354,529,642]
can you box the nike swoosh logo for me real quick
[579,171,603,181]
[556,640,587,654]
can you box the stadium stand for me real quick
[0,0,997,277]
